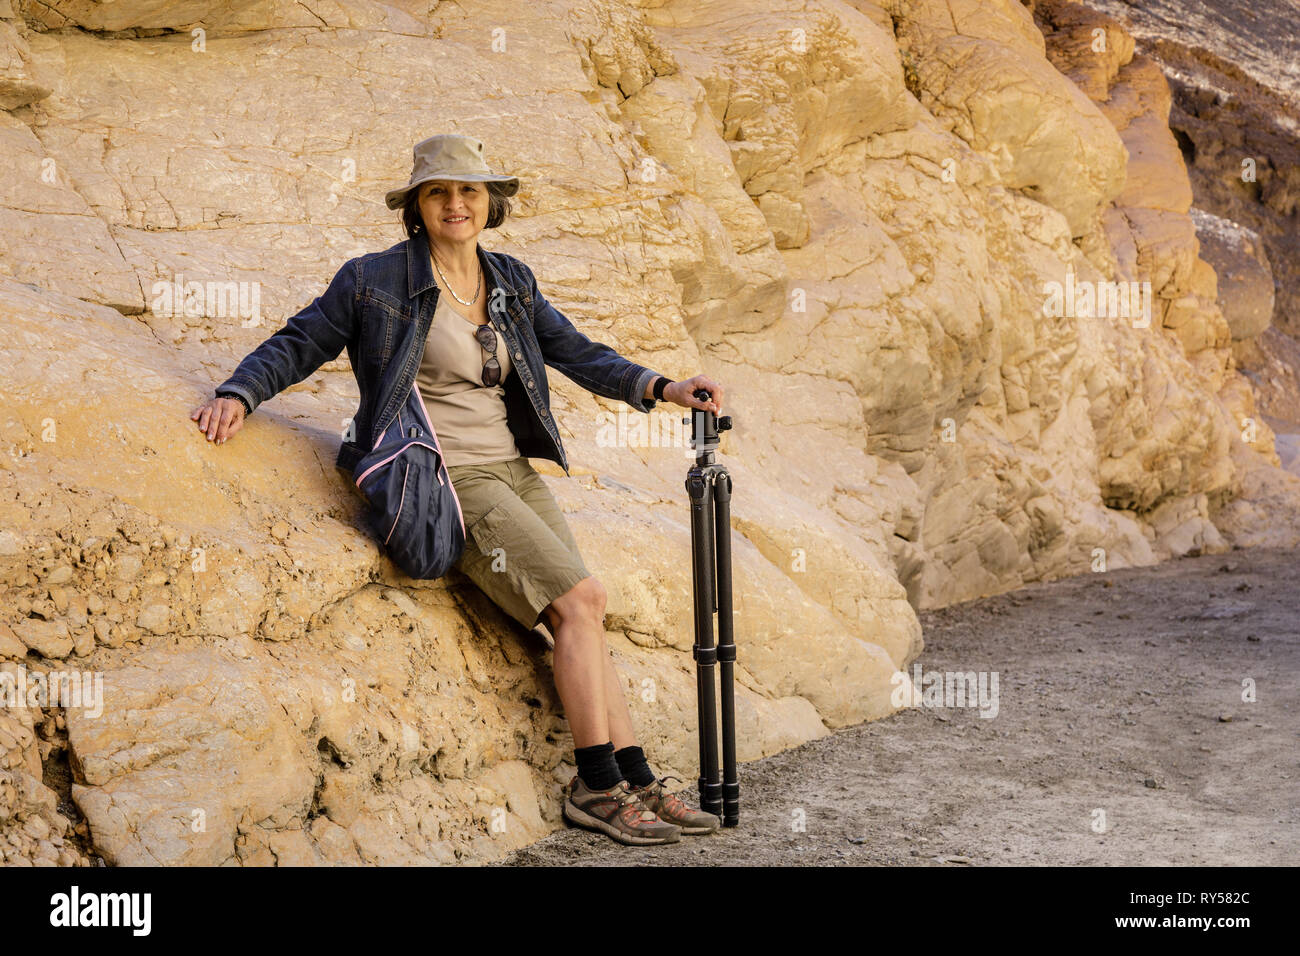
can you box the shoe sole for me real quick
[563,798,681,846]
[678,824,719,835]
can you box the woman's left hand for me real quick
[665,375,724,414]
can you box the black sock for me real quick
[575,741,622,791]
[614,745,656,788]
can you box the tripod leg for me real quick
[687,471,722,818]
[712,469,739,826]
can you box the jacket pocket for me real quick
[362,296,406,371]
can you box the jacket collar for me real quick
[405,236,520,303]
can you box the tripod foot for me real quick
[699,777,723,820]
[722,780,740,827]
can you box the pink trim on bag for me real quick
[356,440,445,487]
[371,417,388,452]
[412,382,465,538]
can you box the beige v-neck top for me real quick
[414,293,520,467]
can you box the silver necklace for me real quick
[431,249,482,306]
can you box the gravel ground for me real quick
[502,548,1299,866]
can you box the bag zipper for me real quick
[384,461,411,545]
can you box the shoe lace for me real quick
[610,782,656,821]
[648,776,702,817]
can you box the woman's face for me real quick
[418,179,489,245]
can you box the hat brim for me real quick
[385,173,520,209]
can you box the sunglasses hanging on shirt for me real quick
[475,324,501,387]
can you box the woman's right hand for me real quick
[191,396,246,445]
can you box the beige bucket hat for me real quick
[384,133,520,209]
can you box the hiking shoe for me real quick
[563,776,682,846]
[629,775,720,835]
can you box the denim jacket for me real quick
[215,237,666,478]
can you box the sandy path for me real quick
[502,548,1298,865]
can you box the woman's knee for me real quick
[546,575,606,628]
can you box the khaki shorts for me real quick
[445,456,592,631]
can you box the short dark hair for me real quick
[401,180,513,238]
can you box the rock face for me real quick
[1190,207,1273,343]
[1,0,1297,865]
[1060,0,1300,548]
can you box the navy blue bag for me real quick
[353,382,466,578]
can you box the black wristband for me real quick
[652,377,672,402]
[216,391,252,416]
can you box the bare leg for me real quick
[601,648,639,751]
[542,577,639,751]
[542,577,616,748]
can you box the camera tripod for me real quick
[684,388,739,827]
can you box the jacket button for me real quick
[527,380,535,388]
[513,352,522,361]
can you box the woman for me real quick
[191,133,726,848]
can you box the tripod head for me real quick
[684,388,732,466]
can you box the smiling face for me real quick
[417,179,489,246]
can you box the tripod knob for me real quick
[717,416,732,431]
